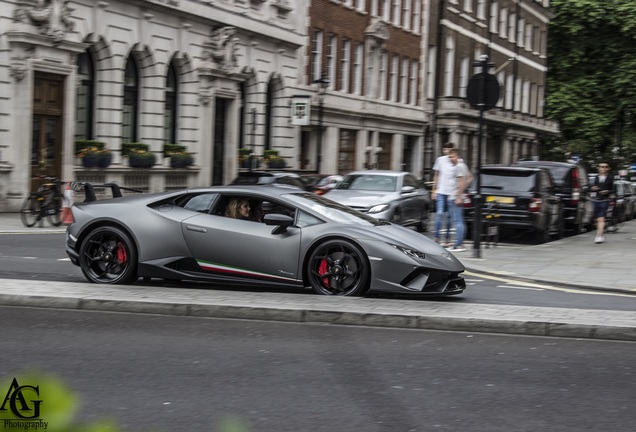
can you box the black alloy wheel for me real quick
[79,226,138,284]
[307,240,370,296]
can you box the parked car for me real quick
[464,166,564,243]
[65,183,466,296]
[513,160,593,233]
[614,179,635,221]
[313,175,343,195]
[324,170,431,232]
[229,171,306,190]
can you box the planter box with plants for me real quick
[75,140,112,168]
[123,143,156,168]
[164,144,194,168]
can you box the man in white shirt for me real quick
[431,142,456,246]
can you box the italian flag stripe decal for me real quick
[196,259,296,281]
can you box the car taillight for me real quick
[571,169,580,205]
[528,198,542,212]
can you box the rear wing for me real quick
[71,182,143,202]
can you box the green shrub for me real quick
[164,143,187,157]
[122,142,149,157]
[128,149,156,168]
[75,140,105,155]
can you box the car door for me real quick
[181,195,303,284]
[400,174,425,222]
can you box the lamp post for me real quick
[313,74,329,174]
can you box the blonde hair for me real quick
[225,198,249,219]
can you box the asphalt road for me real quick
[1,233,636,311]
[1,306,634,432]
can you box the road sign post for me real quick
[466,55,500,259]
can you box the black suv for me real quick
[229,171,307,190]
[513,160,592,233]
[464,166,563,243]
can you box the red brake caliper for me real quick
[318,259,329,287]
[116,242,128,265]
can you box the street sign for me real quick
[466,73,500,111]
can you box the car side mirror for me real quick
[401,186,415,194]
[263,213,294,235]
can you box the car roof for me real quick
[344,170,410,176]
[514,160,576,168]
[481,165,543,173]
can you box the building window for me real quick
[518,18,525,47]
[402,0,411,30]
[382,0,390,21]
[522,80,530,113]
[505,74,513,109]
[327,34,337,90]
[464,0,473,13]
[490,2,498,33]
[393,0,401,27]
[371,0,379,16]
[514,77,521,112]
[356,0,365,12]
[426,48,436,99]
[525,23,533,51]
[122,55,139,143]
[443,36,455,97]
[353,42,363,95]
[476,0,485,20]
[400,57,408,103]
[390,55,398,102]
[379,51,387,99]
[459,57,469,98]
[340,39,351,93]
[412,0,421,34]
[311,29,323,82]
[410,60,418,104]
[75,51,95,140]
[164,60,178,144]
[499,8,508,38]
[508,13,516,42]
[497,71,505,107]
[338,129,356,174]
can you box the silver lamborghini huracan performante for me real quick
[65,183,466,296]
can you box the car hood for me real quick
[326,190,395,206]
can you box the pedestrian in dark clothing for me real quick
[591,162,614,243]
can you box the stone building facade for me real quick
[0,0,558,212]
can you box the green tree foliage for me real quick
[546,0,636,170]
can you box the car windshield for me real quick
[336,174,397,192]
[285,193,384,226]
[518,164,569,186]
[478,171,535,193]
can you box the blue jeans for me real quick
[449,198,465,247]
[434,194,452,242]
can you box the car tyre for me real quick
[416,210,428,233]
[79,226,138,284]
[307,239,370,296]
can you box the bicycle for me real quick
[20,176,67,227]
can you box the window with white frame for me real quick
[393,0,401,27]
[522,80,530,113]
[459,57,469,98]
[412,0,421,33]
[525,23,533,51]
[537,85,544,117]
[410,60,418,104]
[312,30,323,82]
[509,13,516,42]
[464,0,473,13]
[371,0,378,15]
[400,57,408,103]
[383,0,390,21]
[490,2,498,33]
[402,0,411,31]
[477,0,485,19]
[379,51,387,99]
[530,82,537,115]
[443,36,455,97]
[390,54,398,102]
[505,74,513,109]
[514,77,521,111]
[343,0,353,7]
[496,71,505,107]
[356,0,365,11]
[499,8,508,38]
[517,18,525,47]
[354,42,363,95]
[327,35,337,90]
[427,47,436,99]
[341,39,351,93]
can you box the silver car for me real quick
[65,183,463,296]
[324,170,431,232]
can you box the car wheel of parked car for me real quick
[79,226,138,285]
[307,239,370,296]
[535,219,551,244]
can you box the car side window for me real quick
[183,193,218,213]
[403,175,419,189]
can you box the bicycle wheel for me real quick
[46,192,64,226]
[20,194,40,227]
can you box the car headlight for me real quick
[368,204,390,213]
[391,244,426,259]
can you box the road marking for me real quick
[496,285,544,291]
[58,258,71,262]
[465,270,636,297]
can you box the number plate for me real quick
[487,226,499,236]
[486,196,514,204]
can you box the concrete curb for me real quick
[1,290,635,342]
